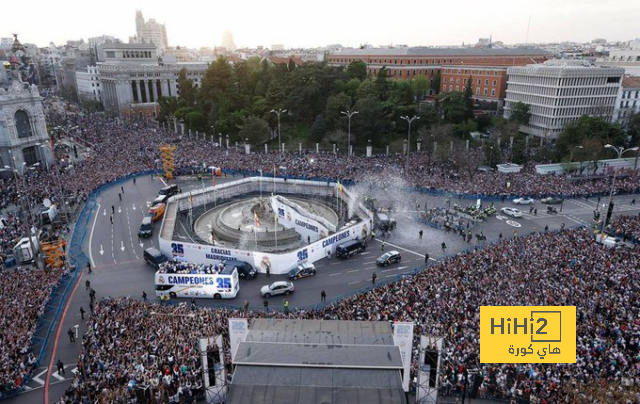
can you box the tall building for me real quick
[596,48,640,76]
[613,76,640,124]
[97,42,208,117]
[328,47,550,110]
[221,31,236,52]
[0,35,53,171]
[76,65,101,102]
[504,60,624,139]
[132,10,168,51]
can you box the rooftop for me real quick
[622,75,640,89]
[331,47,551,57]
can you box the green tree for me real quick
[177,68,196,106]
[158,96,179,119]
[464,76,474,119]
[352,97,390,144]
[346,60,367,81]
[238,116,270,145]
[413,76,429,99]
[508,101,531,125]
[355,79,377,100]
[325,92,352,127]
[430,71,441,94]
[375,67,390,101]
[556,116,626,158]
[626,113,640,146]
[310,114,328,142]
[437,91,468,124]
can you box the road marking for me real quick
[360,252,371,255]
[373,239,425,257]
[363,261,377,265]
[160,177,168,186]
[347,269,360,273]
[330,262,341,266]
[32,368,48,385]
[385,274,398,278]
[99,245,104,255]
[51,371,65,381]
[365,266,378,270]
[88,202,101,268]
[381,268,396,273]
[102,208,106,216]
[348,281,360,285]
[328,272,342,277]
[132,204,136,210]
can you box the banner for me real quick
[393,322,414,392]
[228,318,249,362]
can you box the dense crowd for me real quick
[609,213,640,244]
[0,267,64,394]
[157,261,221,275]
[57,227,639,404]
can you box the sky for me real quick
[5,0,640,49]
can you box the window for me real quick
[492,80,497,86]
[491,89,496,96]
[476,87,480,95]
[483,89,488,96]
[455,85,459,91]
[22,146,38,166]
[477,79,481,85]
[485,80,489,86]
[15,110,33,139]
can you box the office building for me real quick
[504,60,624,139]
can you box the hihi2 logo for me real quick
[480,306,576,363]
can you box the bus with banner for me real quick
[154,267,239,299]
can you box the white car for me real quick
[513,197,534,205]
[501,207,523,218]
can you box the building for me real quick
[596,48,640,76]
[97,42,208,117]
[75,65,101,102]
[226,319,407,404]
[1,57,53,172]
[328,47,550,109]
[221,31,236,52]
[613,76,640,124]
[131,10,168,51]
[504,60,624,139]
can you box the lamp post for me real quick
[340,110,359,158]
[600,144,639,234]
[400,115,419,173]
[270,108,287,157]
[225,134,230,149]
[569,145,583,163]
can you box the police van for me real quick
[335,239,367,259]
[154,267,239,299]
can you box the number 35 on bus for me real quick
[155,267,239,299]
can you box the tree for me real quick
[352,97,390,144]
[556,115,626,158]
[464,76,474,119]
[508,102,531,125]
[158,96,179,119]
[310,115,328,142]
[325,92,352,127]
[430,71,441,94]
[437,91,468,124]
[346,60,367,81]
[177,68,196,106]
[238,116,270,145]
[413,76,429,100]
[627,113,640,146]
[375,67,390,101]
[355,79,377,100]
[324,129,348,147]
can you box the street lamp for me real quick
[340,110,359,158]
[600,144,640,234]
[569,145,583,163]
[400,115,419,173]
[270,108,287,157]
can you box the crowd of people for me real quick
[157,261,222,275]
[1,104,639,402]
[0,266,64,394]
[609,214,640,244]
[56,227,639,403]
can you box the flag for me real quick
[338,180,344,194]
[212,171,216,187]
[274,213,278,227]
[254,212,261,227]
[189,192,193,209]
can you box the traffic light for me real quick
[605,202,614,226]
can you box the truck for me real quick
[13,236,40,264]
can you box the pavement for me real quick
[7,172,640,404]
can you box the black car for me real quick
[335,239,367,259]
[376,251,402,266]
[223,259,257,279]
[158,184,179,197]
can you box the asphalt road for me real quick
[10,173,640,403]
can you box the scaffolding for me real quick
[40,240,66,268]
[159,144,177,180]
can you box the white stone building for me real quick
[613,76,640,124]
[596,49,640,76]
[76,65,101,102]
[504,60,624,139]
[131,10,168,52]
[97,42,208,117]
[0,68,53,171]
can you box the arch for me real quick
[15,110,33,139]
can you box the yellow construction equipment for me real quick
[41,239,66,268]
[159,144,177,180]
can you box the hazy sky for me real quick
[6,0,640,49]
